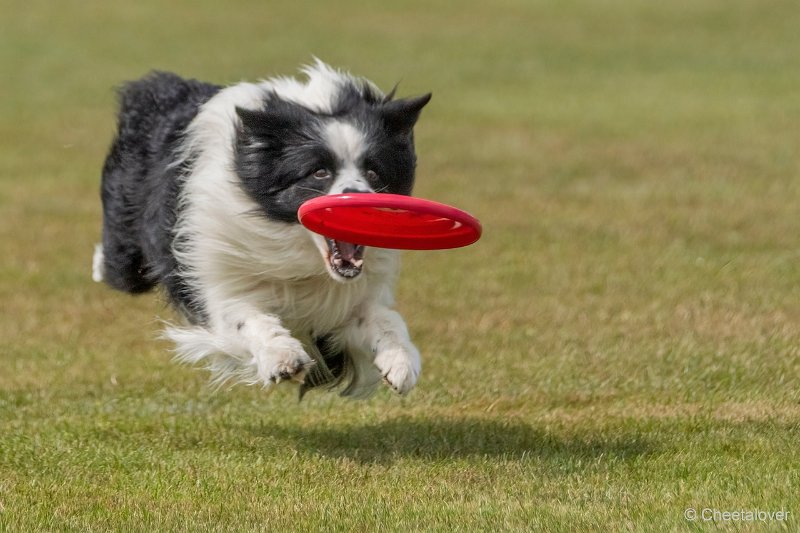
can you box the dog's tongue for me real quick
[327,238,365,277]
[336,240,361,262]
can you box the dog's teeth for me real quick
[326,238,365,278]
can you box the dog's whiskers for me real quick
[297,186,326,195]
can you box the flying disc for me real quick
[298,193,482,250]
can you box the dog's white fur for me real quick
[157,62,421,395]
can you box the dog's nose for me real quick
[342,187,370,194]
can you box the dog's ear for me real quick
[236,102,314,140]
[236,107,271,133]
[380,93,432,135]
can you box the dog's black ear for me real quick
[236,106,270,133]
[236,102,314,139]
[380,93,432,135]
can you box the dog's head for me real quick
[234,81,431,282]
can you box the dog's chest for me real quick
[259,275,373,336]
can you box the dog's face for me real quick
[235,86,431,282]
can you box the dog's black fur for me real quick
[234,89,428,223]
[100,72,219,319]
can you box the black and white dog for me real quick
[94,61,431,397]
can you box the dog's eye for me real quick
[366,170,379,181]
[313,168,331,179]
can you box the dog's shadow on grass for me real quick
[258,416,651,465]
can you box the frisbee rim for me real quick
[297,193,482,250]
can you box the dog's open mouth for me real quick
[326,238,365,278]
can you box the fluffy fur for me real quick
[95,61,431,397]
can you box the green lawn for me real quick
[2,0,799,530]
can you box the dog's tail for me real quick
[91,244,105,282]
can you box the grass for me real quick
[2,0,800,530]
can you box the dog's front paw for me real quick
[374,345,421,395]
[256,336,315,385]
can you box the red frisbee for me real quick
[298,193,482,250]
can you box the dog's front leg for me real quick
[220,307,315,386]
[348,305,421,395]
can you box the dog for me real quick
[93,61,431,397]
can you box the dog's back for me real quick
[98,72,220,300]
